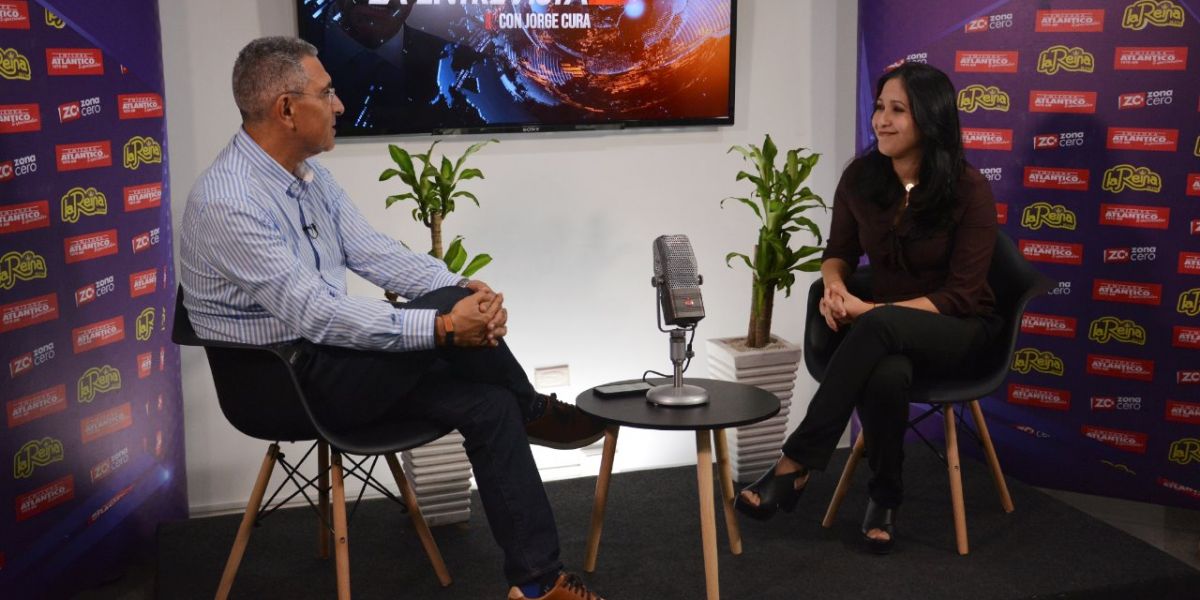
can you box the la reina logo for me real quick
[1011,347,1064,376]
[123,136,161,170]
[14,436,64,479]
[61,186,108,223]
[77,365,121,403]
[0,249,47,290]
[1037,45,1094,75]
[1088,316,1146,345]
[1168,438,1200,466]
[1101,164,1161,193]
[1021,202,1076,231]
[1123,0,1185,30]
[135,307,156,341]
[0,47,31,80]
[957,84,1009,113]
[1178,288,1200,317]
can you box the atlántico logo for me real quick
[1114,46,1188,70]
[1037,45,1094,75]
[1123,0,1185,30]
[1036,9,1104,32]
[1106,127,1177,151]
[0,1,32,30]
[1020,313,1077,338]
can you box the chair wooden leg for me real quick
[386,454,452,587]
[584,426,619,573]
[695,430,719,600]
[330,452,352,600]
[969,400,1014,513]
[215,443,279,600]
[822,432,865,528]
[318,440,331,559]
[713,428,742,555]
[943,405,969,555]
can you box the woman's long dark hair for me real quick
[854,62,966,230]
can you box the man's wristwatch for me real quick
[456,278,470,288]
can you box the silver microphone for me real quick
[652,235,705,327]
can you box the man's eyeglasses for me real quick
[285,88,338,106]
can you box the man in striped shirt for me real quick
[180,37,606,600]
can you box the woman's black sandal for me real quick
[734,465,809,521]
[861,499,897,554]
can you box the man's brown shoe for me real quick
[525,394,606,450]
[507,572,605,600]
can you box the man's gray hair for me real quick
[232,36,318,122]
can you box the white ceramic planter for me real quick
[402,433,473,526]
[706,336,802,482]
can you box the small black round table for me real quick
[576,378,780,600]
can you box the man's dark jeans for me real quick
[289,286,560,586]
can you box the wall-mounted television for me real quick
[297,0,736,136]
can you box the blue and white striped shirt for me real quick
[180,129,462,351]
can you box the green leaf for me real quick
[724,252,754,271]
[458,168,484,181]
[454,139,496,173]
[388,145,414,174]
[452,190,480,207]
[461,254,492,278]
[443,237,466,273]
[385,193,415,208]
[379,168,401,181]
[720,196,763,221]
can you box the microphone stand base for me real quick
[646,384,709,407]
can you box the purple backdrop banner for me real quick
[0,0,186,597]
[857,0,1200,509]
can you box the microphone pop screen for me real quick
[652,234,704,327]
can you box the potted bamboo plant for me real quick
[377,138,497,525]
[380,139,498,282]
[706,134,826,481]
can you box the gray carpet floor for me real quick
[158,445,1200,599]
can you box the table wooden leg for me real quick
[696,430,719,600]
[713,429,741,555]
[584,426,619,573]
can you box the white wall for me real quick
[161,0,859,514]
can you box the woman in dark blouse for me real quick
[735,62,1001,554]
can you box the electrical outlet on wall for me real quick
[534,364,570,388]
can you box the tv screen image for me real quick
[298,0,736,136]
